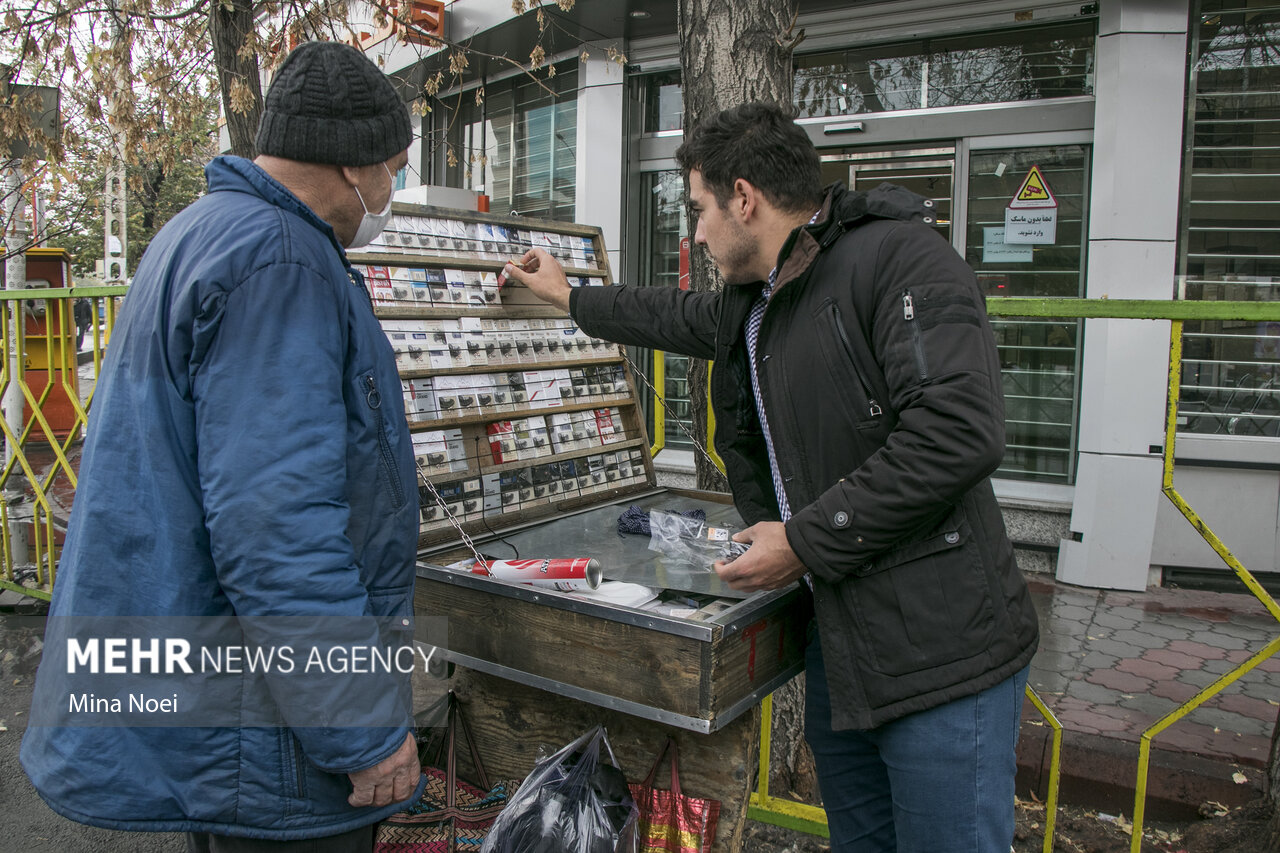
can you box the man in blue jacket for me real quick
[22,41,426,851]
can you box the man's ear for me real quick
[340,164,364,188]
[732,178,757,222]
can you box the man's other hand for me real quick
[713,521,807,593]
[502,248,572,313]
[347,731,421,808]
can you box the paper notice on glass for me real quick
[1004,208,1058,244]
[983,227,1034,262]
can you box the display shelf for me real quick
[350,251,603,281]
[373,303,584,321]
[396,353,624,380]
[356,202,655,547]
[405,396,636,431]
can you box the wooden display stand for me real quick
[352,204,809,851]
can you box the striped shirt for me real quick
[743,210,822,523]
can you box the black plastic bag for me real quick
[481,726,638,853]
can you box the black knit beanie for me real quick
[255,41,412,166]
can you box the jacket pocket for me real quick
[279,728,309,809]
[361,372,408,511]
[812,300,884,430]
[840,516,995,677]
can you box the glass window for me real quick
[641,70,683,133]
[636,20,1096,132]
[968,145,1092,483]
[1177,2,1280,438]
[441,63,578,221]
[639,171,696,451]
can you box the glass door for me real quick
[822,148,955,241]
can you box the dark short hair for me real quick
[674,101,822,214]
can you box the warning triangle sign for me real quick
[1009,165,1057,209]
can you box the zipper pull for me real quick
[869,400,883,417]
[902,293,915,321]
[365,375,381,409]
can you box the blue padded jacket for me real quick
[21,156,426,839]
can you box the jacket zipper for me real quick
[830,304,883,420]
[903,291,928,381]
[365,374,406,508]
[293,736,307,799]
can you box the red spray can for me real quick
[472,557,602,591]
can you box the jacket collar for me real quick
[204,156,349,260]
[719,182,934,347]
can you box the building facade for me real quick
[374,0,1280,591]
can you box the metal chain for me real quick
[617,346,721,472]
[414,459,488,567]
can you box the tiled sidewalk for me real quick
[1020,575,1280,816]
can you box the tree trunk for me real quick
[677,0,799,494]
[677,0,819,812]
[1265,706,1280,849]
[209,0,263,159]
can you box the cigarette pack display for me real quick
[487,420,516,465]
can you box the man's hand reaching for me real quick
[501,248,573,313]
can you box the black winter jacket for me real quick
[570,183,1039,730]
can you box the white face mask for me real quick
[346,162,396,249]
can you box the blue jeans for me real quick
[804,629,1029,853]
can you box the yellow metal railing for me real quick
[0,285,126,600]
[980,298,1280,852]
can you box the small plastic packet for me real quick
[646,510,748,571]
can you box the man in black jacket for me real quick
[505,102,1039,853]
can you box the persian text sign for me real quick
[1004,209,1058,244]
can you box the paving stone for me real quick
[1142,621,1194,642]
[1257,654,1280,674]
[1168,639,1228,661]
[1210,620,1278,642]
[1183,706,1264,737]
[1052,695,1095,712]
[1213,691,1280,724]
[1116,657,1181,681]
[1037,633,1083,653]
[1189,630,1249,651]
[1158,723,1215,754]
[1066,679,1131,706]
[1178,669,1221,689]
[1046,603,1095,622]
[1150,680,1201,704]
[1087,668,1153,694]
[1077,651,1119,670]
[1115,692,1180,720]
[1204,657,1256,676]
[1142,648,1205,670]
[1089,638,1146,659]
[1110,628,1167,649]
[1030,673,1079,696]
[1057,707,1132,734]
[1030,649,1078,671]
[1090,610,1138,631]
[1224,647,1266,664]
[1237,681,1280,704]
